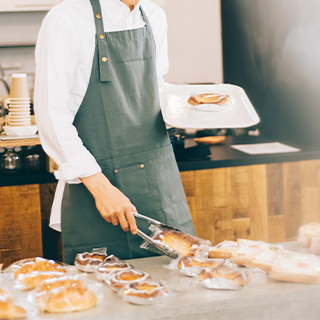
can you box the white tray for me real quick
[159,84,260,129]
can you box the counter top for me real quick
[6,241,320,320]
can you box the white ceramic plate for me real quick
[159,84,260,129]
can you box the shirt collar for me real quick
[103,0,141,26]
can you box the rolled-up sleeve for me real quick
[34,12,101,183]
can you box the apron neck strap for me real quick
[90,0,111,82]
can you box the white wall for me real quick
[153,0,223,84]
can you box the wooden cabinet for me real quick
[180,159,320,245]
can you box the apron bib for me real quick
[61,0,195,264]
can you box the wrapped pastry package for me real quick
[141,225,212,258]
[269,249,320,284]
[246,245,282,274]
[0,294,27,319]
[187,93,235,112]
[167,256,226,277]
[310,232,320,255]
[231,239,270,266]
[34,275,103,313]
[95,259,134,282]
[198,264,254,290]
[74,247,108,273]
[208,240,237,259]
[119,280,169,305]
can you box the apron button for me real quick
[96,13,101,19]
[99,34,105,40]
[102,57,108,62]
[140,164,145,168]
[114,169,118,173]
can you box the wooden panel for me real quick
[0,137,41,148]
[180,171,195,197]
[230,166,249,219]
[0,184,42,267]
[249,165,268,241]
[283,162,302,240]
[266,163,284,216]
[268,215,286,243]
[232,218,250,240]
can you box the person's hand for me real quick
[81,172,137,234]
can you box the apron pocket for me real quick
[114,163,149,204]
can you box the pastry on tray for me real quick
[198,265,252,289]
[74,251,109,273]
[188,93,230,106]
[152,228,210,257]
[36,286,97,313]
[35,276,87,294]
[107,270,151,291]
[121,281,169,305]
[0,295,26,319]
[208,240,237,259]
[13,259,66,279]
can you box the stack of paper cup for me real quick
[8,73,31,127]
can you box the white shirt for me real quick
[34,0,169,231]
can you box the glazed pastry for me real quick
[152,229,206,257]
[177,256,225,270]
[36,286,97,313]
[208,240,237,259]
[0,295,26,319]
[298,223,320,248]
[17,271,67,290]
[13,259,66,279]
[96,261,133,282]
[269,250,320,284]
[121,281,169,305]
[107,270,151,291]
[231,239,269,266]
[74,252,109,272]
[198,266,252,289]
[188,93,230,106]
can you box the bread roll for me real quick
[35,277,87,294]
[14,259,66,279]
[188,93,230,106]
[152,229,208,257]
[36,286,97,313]
[194,136,226,145]
[310,232,320,255]
[208,240,237,259]
[107,270,151,291]
[0,296,26,319]
[177,256,224,270]
[96,262,133,282]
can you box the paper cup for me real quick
[9,74,30,99]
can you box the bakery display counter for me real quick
[2,242,319,320]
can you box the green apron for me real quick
[61,0,195,264]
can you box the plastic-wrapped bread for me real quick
[298,223,320,248]
[13,259,66,279]
[74,250,109,273]
[121,281,169,305]
[35,276,87,294]
[144,226,211,257]
[231,239,269,266]
[269,249,320,284]
[0,295,26,319]
[36,286,97,313]
[310,232,320,255]
[17,271,67,290]
[208,240,237,259]
[106,270,151,292]
[198,265,252,290]
[96,261,134,282]
[246,245,282,274]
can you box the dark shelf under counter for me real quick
[0,171,56,187]
[177,135,320,172]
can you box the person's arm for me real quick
[34,11,137,233]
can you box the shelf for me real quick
[0,137,41,148]
[0,42,36,48]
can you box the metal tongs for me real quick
[133,212,180,259]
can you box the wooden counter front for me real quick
[181,159,320,245]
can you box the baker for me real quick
[34,0,195,264]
